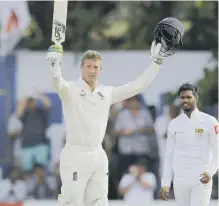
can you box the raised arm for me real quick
[111,16,184,105]
[33,88,52,109]
[16,99,26,118]
[111,42,163,105]
[46,45,71,102]
[111,61,160,104]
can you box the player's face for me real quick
[26,99,36,110]
[129,100,140,111]
[180,90,197,113]
[81,59,101,84]
[35,168,45,178]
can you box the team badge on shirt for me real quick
[80,90,86,96]
[73,171,78,181]
[195,129,203,134]
[195,128,203,137]
[214,125,219,135]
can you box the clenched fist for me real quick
[200,171,211,184]
[160,186,170,201]
[150,41,164,65]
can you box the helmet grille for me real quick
[154,24,182,57]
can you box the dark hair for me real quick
[33,163,44,170]
[135,158,147,168]
[178,83,199,97]
[126,95,141,102]
[27,97,36,103]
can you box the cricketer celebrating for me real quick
[46,18,184,206]
[161,83,219,206]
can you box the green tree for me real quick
[110,1,218,50]
[19,1,218,51]
[196,67,218,111]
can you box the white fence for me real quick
[23,199,218,206]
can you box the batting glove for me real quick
[46,45,63,67]
[150,41,164,65]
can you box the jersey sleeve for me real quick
[110,61,160,105]
[204,117,219,177]
[51,65,74,102]
[161,122,175,187]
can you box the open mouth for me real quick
[182,104,190,109]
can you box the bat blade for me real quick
[52,0,68,45]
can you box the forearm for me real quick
[135,127,155,135]
[115,130,126,137]
[161,156,173,187]
[111,61,160,104]
[16,102,26,117]
[133,61,160,90]
[38,93,52,108]
[208,149,219,177]
[204,123,219,177]
[206,160,218,177]
[51,64,63,89]
[51,64,70,101]
[205,142,219,176]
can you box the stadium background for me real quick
[0,1,218,206]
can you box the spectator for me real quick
[28,164,56,199]
[154,104,180,175]
[7,111,23,166]
[118,160,156,203]
[0,166,27,202]
[114,95,156,179]
[16,89,51,172]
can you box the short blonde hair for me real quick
[81,50,102,66]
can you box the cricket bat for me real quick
[52,0,68,45]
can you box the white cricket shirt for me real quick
[161,108,219,186]
[119,172,157,203]
[51,61,160,147]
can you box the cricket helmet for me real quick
[154,17,184,57]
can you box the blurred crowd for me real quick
[0,90,218,203]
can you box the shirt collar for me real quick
[183,107,200,119]
[76,77,103,95]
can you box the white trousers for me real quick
[173,177,213,206]
[59,144,109,206]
